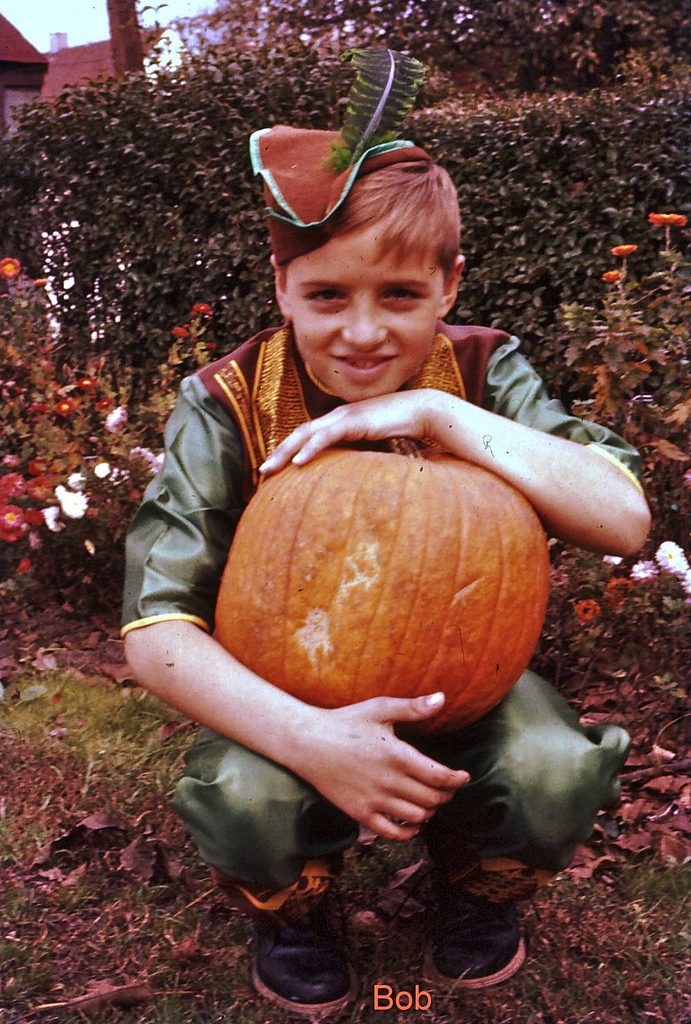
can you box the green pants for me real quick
[173,671,630,891]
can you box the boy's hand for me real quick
[259,391,434,475]
[290,691,470,842]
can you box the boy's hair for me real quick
[327,161,461,277]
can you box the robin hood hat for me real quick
[250,48,432,263]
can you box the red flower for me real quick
[55,397,77,417]
[648,212,687,228]
[18,557,32,573]
[602,270,622,284]
[0,257,21,280]
[0,472,26,499]
[76,376,97,390]
[33,278,49,287]
[28,457,49,475]
[0,504,25,542]
[172,325,190,338]
[29,402,49,416]
[574,599,601,624]
[95,397,113,410]
[610,244,637,257]
[24,508,45,526]
[26,475,56,501]
[190,302,212,317]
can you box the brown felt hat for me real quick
[250,125,432,263]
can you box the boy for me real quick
[122,58,650,1017]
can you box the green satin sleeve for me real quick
[484,336,643,489]
[121,375,244,635]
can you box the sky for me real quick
[1,0,214,53]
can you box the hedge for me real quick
[0,45,688,392]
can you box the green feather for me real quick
[330,47,426,171]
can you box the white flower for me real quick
[84,539,96,555]
[630,560,658,582]
[55,485,88,519]
[94,462,111,479]
[67,471,87,491]
[603,555,623,566]
[42,506,65,532]
[105,406,128,433]
[683,570,691,597]
[655,541,690,578]
[130,446,164,474]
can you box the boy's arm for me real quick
[259,388,651,556]
[125,620,469,841]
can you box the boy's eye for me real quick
[306,289,343,302]
[386,287,420,300]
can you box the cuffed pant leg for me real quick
[414,670,630,887]
[172,727,359,891]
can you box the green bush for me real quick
[0,47,687,393]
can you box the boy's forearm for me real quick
[427,392,650,556]
[124,620,318,771]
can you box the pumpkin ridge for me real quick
[282,460,338,686]
[417,459,466,700]
[345,453,410,697]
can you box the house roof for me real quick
[0,13,49,66]
[41,40,115,97]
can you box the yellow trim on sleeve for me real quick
[587,444,644,494]
[121,613,212,638]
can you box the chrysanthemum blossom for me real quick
[94,462,111,479]
[0,504,25,541]
[0,472,26,499]
[655,541,690,577]
[648,213,687,228]
[602,555,623,566]
[630,560,657,582]
[105,406,128,433]
[67,471,87,491]
[55,485,88,519]
[611,245,638,257]
[130,447,164,474]
[602,270,622,283]
[42,507,64,532]
[0,257,21,280]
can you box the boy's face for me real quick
[273,224,464,403]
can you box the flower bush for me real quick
[556,212,689,544]
[0,259,214,610]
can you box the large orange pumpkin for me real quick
[215,449,550,734]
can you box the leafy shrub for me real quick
[0,260,212,610]
[0,48,687,393]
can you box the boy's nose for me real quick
[342,307,387,348]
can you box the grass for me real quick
[1,671,689,1024]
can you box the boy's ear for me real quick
[437,254,465,317]
[271,254,291,320]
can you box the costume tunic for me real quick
[122,324,639,896]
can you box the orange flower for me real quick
[574,599,601,624]
[76,376,97,390]
[604,577,633,608]
[95,397,113,410]
[172,325,190,338]
[602,270,622,283]
[190,302,212,316]
[55,397,77,416]
[648,212,687,228]
[0,257,21,280]
[33,278,49,287]
[28,457,49,475]
[611,244,637,257]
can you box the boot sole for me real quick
[252,962,357,1018]
[423,936,526,989]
